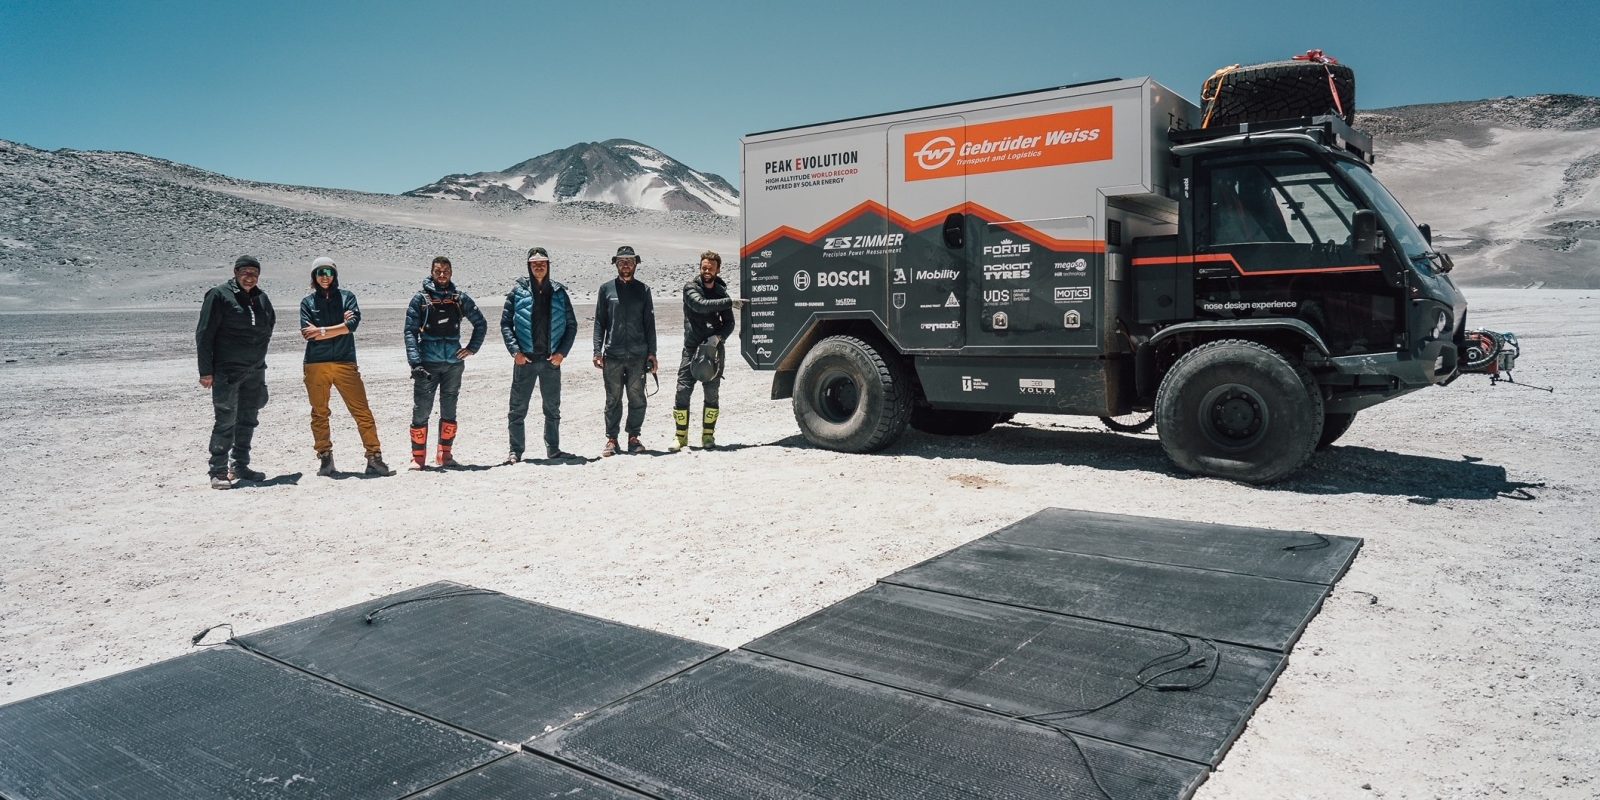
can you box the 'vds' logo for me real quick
[913,136,957,171]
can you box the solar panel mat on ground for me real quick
[0,509,1359,800]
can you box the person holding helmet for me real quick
[196,255,276,489]
[592,245,657,456]
[499,247,579,463]
[299,257,393,477]
[670,250,746,451]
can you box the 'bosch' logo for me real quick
[914,136,957,171]
[793,271,812,291]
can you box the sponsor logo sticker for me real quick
[920,321,961,331]
[1063,309,1082,329]
[756,347,772,358]
[1054,286,1092,303]
[1019,378,1057,395]
[944,292,960,308]
[992,311,1009,330]
[794,271,811,291]
[904,106,1114,181]
[892,292,906,309]
[961,376,989,392]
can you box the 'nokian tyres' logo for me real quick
[913,136,957,171]
[794,271,812,291]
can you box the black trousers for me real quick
[208,366,268,476]
[508,358,562,455]
[673,344,722,409]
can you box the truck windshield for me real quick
[1334,161,1435,269]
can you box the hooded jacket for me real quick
[196,277,275,377]
[681,276,736,349]
[299,266,362,364]
[500,274,577,358]
[404,278,487,366]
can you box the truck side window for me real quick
[1204,159,1357,248]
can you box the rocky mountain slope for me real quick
[0,140,737,311]
[405,139,739,216]
[1365,94,1600,288]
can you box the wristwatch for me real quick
[319,326,327,337]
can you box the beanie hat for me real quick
[527,247,549,262]
[311,256,337,271]
[234,255,261,270]
[611,245,641,264]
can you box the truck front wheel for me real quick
[1155,340,1324,484]
[792,336,912,452]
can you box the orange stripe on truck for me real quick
[742,200,1105,258]
[1130,253,1382,276]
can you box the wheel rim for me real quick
[1198,383,1269,450]
[813,368,861,423]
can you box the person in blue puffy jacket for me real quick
[403,256,487,469]
[498,247,579,463]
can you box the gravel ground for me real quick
[0,288,1595,799]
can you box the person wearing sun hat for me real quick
[499,246,579,463]
[299,256,393,477]
[592,245,657,456]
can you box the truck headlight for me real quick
[1431,309,1450,341]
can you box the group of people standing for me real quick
[195,246,743,489]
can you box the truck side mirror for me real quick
[1352,209,1383,256]
[1419,223,1432,245]
[942,213,965,249]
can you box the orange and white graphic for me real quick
[904,107,1114,181]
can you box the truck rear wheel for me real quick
[1316,412,1356,450]
[792,336,912,452]
[910,407,1002,436]
[1155,340,1324,484]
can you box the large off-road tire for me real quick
[910,407,1002,436]
[1203,59,1356,127]
[1099,411,1156,434]
[1316,412,1356,451]
[792,336,913,452]
[1155,340,1324,484]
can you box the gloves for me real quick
[410,365,431,380]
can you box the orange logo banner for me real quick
[903,106,1113,181]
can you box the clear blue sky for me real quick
[3,0,1593,194]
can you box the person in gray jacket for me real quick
[592,245,657,456]
[499,247,579,463]
[196,255,275,489]
[404,256,487,469]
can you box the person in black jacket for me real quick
[403,256,487,470]
[195,255,276,489]
[592,245,657,456]
[671,250,746,451]
[298,257,393,477]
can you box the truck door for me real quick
[1196,153,1400,355]
[888,117,967,351]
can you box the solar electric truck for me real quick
[738,77,1477,483]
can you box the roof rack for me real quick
[1170,115,1374,164]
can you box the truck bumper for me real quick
[1320,342,1458,414]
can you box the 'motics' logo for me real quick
[913,136,957,171]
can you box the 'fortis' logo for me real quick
[913,136,957,171]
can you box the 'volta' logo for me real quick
[913,136,957,171]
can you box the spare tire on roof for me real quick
[1202,51,1356,128]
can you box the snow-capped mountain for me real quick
[406,139,740,216]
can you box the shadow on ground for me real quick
[768,425,1544,502]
